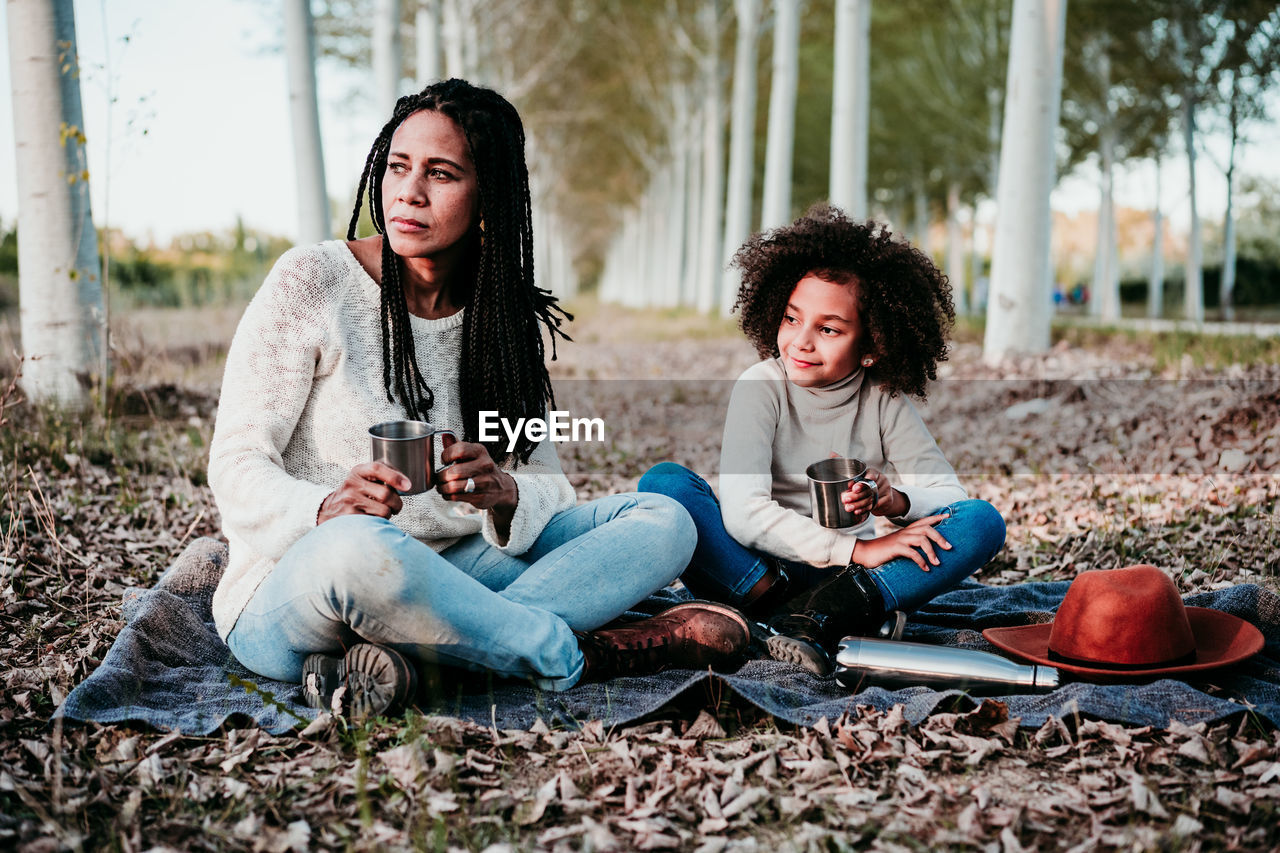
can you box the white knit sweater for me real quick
[208,241,576,640]
[719,358,966,568]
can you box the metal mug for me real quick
[369,420,457,495]
[806,457,880,528]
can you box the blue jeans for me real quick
[225,492,695,692]
[637,462,1005,613]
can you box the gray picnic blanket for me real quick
[55,537,1280,735]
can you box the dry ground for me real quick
[1,300,1279,851]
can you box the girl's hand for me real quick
[840,466,906,518]
[317,462,408,523]
[437,440,519,526]
[851,514,951,570]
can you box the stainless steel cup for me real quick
[806,457,880,528]
[369,420,457,495]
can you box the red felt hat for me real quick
[983,565,1264,682]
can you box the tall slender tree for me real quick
[760,0,801,230]
[284,0,332,244]
[829,0,870,220]
[983,0,1068,362]
[694,0,725,313]
[416,0,442,83]
[7,0,105,406]
[720,0,762,314]
[373,0,403,117]
[1211,4,1279,320]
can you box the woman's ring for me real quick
[464,477,476,494]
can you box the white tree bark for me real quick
[442,0,465,78]
[8,0,104,406]
[416,0,442,84]
[760,0,800,230]
[1147,152,1164,319]
[912,173,928,250]
[668,92,692,307]
[695,0,724,313]
[1091,123,1119,322]
[374,0,403,119]
[681,104,704,306]
[1221,96,1239,322]
[982,0,1067,363]
[945,182,968,314]
[829,0,870,219]
[1090,45,1118,322]
[284,0,332,244]
[721,0,761,314]
[1182,93,1203,324]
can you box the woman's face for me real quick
[776,273,866,387]
[381,109,480,260]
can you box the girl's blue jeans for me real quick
[225,492,695,692]
[637,462,1005,614]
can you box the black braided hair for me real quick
[347,78,572,466]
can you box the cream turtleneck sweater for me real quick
[718,357,966,568]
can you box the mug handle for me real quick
[435,429,457,469]
[854,476,879,511]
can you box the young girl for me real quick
[640,205,1005,676]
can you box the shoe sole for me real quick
[767,634,834,677]
[302,644,417,719]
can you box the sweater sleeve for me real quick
[718,372,857,568]
[208,249,335,561]
[878,395,967,522]
[480,428,577,555]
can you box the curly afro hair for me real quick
[731,204,954,399]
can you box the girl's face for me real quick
[381,109,480,260]
[776,273,868,387]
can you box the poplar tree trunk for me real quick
[721,0,762,314]
[1182,93,1203,324]
[416,0,442,83]
[695,0,724,314]
[1221,91,1239,322]
[1090,45,1118,323]
[946,182,968,314]
[760,0,800,230]
[1148,152,1164,318]
[7,0,105,406]
[1092,124,1119,322]
[284,0,332,244]
[982,0,1067,363]
[442,0,465,78]
[829,0,870,220]
[912,173,928,250]
[374,0,403,120]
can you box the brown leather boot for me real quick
[577,601,751,680]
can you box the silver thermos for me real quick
[835,637,1060,694]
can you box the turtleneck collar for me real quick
[776,357,867,412]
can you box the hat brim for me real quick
[982,607,1264,682]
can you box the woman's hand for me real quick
[840,466,908,518]
[317,462,408,523]
[850,514,951,571]
[436,440,519,530]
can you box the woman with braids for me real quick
[640,205,1006,677]
[208,79,749,718]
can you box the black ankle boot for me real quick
[764,611,834,676]
[777,565,887,640]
